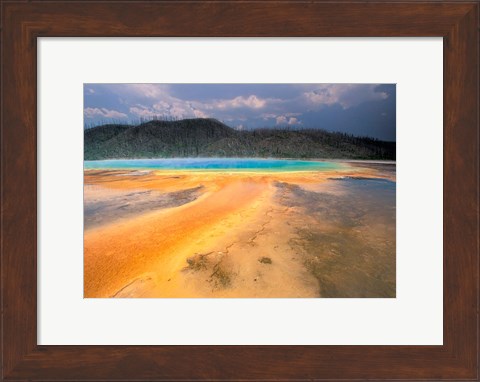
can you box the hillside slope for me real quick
[84,118,395,160]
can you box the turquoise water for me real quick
[84,158,346,172]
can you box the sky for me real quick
[84,83,396,141]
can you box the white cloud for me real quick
[215,95,266,109]
[169,105,189,119]
[90,85,284,123]
[129,93,273,121]
[261,113,277,120]
[84,107,127,119]
[130,100,208,120]
[276,115,301,126]
[151,100,208,119]
[152,100,170,110]
[129,105,159,118]
[193,109,208,118]
[304,84,388,109]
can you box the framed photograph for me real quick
[82,82,397,300]
[1,1,478,381]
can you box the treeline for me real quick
[84,118,395,160]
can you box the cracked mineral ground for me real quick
[84,162,395,298]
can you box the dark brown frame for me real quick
[1,1,478,381]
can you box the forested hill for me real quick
[84,118,395,160]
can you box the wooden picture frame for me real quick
[1,1,478,380]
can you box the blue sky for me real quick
[84,84,396,141]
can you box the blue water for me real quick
[84,158,346,172]
[334,177,396,207]
[336,177,396,192]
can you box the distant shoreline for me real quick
[342,159,396,164]
[85,119,395,161]
[84,157,396,163]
